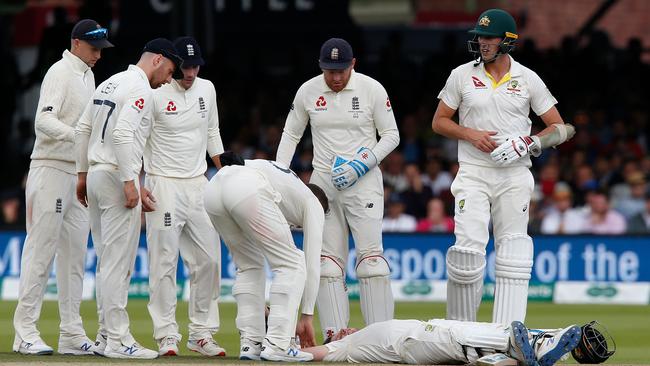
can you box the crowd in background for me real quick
[1,7,649,235]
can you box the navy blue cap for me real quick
[71,19,114,48]
[173,36,205,67]
[143,38,184,79]
[319,38,353,70]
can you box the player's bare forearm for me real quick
[301,345,329,361]
[76,172,88,207]
[296,314,317,348]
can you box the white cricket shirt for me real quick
[276,70,399,172]
[145,78,224,178]
[437,55,557,168]
[31,50,95,174]
[245,159,325,315]
[75,65,153,181]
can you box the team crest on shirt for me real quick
[197,96,207,118]
[458,198,466,213]
[348,96,363,118]
[315,96,327,111]
[506,79,523,96]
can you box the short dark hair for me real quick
[307,183,329,214]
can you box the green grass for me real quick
[0,300,648,363]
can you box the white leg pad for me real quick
[232,270,266,343]
[446,246,486,322]
[492,235,533,324]
[316,256,349,340]
[356,255,394,325]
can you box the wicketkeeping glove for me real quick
[490,135,541,166]
[331,147,378,191]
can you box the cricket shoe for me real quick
[16,339,54,355]
[104,342,158,359]
[260,339,313,362]
[58,336,97,355]
[239,339,262,360]
[93,334,107,356]
[508,321,538,366]
[533,325,581,366]
[187,338,226,357]
[158,336,180,356]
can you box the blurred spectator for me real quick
[401,163,433,218]
[540,182,584,234]
[398,114,425,164]
[626,193,650,234]
[382,193,416,232]
[528,186,544,234]
[416,198,454,233]
[421,159,452,197]
[612,172,648,219]
[571,165,598,206]
[382,151,409,193]
[581,190,627,234]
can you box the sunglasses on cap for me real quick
[80,28,108,40]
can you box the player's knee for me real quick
[495,234,533,280]
[355,255,390,279]
[321,255,345,279]
[446,245,486,284]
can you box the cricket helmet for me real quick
[571,321,616,364]
[467,9,518,62]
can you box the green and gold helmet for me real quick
[467,8,519,63]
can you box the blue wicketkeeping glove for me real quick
[331,147,378,191]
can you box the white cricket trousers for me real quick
[145,175,221,341]
[309,168,384,267]
[204,166,306,350]
[13,166,89,348]
[87,166,141,349]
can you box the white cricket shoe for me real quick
[187,338,226,357]
[239,340,262,360]
[260,340,313,362]
[104,342,158,359]
[16,339,54,355]
[158,336,180,356]
[534,325,581,366]
[508,321,538,366]
[93,334,107,356]
[58,336,97,355]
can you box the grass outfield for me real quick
[0,300,648,363]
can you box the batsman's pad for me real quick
[493,235,533,324]
[446,246,486,321]
[571,321,616,364]
[316,256,349,340]
[356,255,393,325]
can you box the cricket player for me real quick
[204,158,328,362]
[276,37,400,340]
[13,19,113,356]
[75,38,182,359]
[432,9,575,324]
[143,36,225,357]
[302,319,583,366]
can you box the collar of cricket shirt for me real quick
[62,49,90,75]
[128,64,149,84]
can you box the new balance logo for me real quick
[287,348,298,357]
[365,203,374,208]
[80,343,91,351]
[55,198,62,213]
[197,339,208,347]
[123,345,137,355]
[164,212,172,227]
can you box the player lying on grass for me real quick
[301,319,615,366]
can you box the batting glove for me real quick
[331,147,378,191]
[490,135,541,166]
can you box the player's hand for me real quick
[295,314,316,348]
[331,328,358,342]
[490,135,541,165]
[123,180,140,208]
[140,187,156,212]
[331,147,378,191]
[76,173,88,207]
[465,129,498,153]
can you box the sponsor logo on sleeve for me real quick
[131,98,145,112]
[41,106,53,112]
[386,97,392,110]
